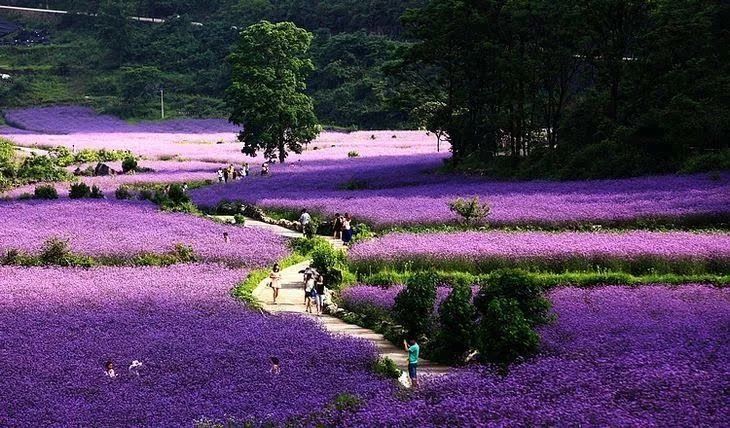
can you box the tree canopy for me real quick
[227,21,319,163]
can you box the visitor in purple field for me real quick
[304,273,316,314]
[342,213,353,244]
[222,167,229,182]
[403,339,420,388]
[243,162,250,177]
[216,168,224,183]
[261,162,270,176]
[223,232,230,243]
[299,209,311,236]
[269,356,280,375]
[228,164,235,181]
[104,361,117,378]
[299,265,317,304]
[332,212,343,239]
[314,274,325,315]
[269,263,282,304]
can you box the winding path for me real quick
[237,217,449,379]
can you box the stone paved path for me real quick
[229,216,449,380]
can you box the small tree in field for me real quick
[227,21,320,163]
[448,196,491,225]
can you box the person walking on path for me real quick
[341,213,353,245]
[304,273,317,314]
[403,339,420,388]
[314,274,325,315]
[269,264,282,304]
[299,209,312,237]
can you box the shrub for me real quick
[73,149,100,164]
[393,271,438,338]
[17,192,33,200]
[115,186,134,200]
[448,196,491,225]
[69,182,91,199]
[34,184,58,199]
[333,393,362,412]
[233,213,246,226]
[48,146,75,167]
[347,151,359,158]
[138,189,154,201]
[351,223,374,243]
[122,156,138,173]
[17,155,69,182]
[477,269,551,326]
[89,185,104,199]
[38,238,77,266]
[473,269,551,365]
[475,297,540,365]
[432,284,476,364]
[311,241,348,289]
[303,220,318,238]
[372,357,402,379]
[291,236,329,255]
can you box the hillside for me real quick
[0,0,425,128]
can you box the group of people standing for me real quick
[267,263,326,315]
[217,163,250,183]
[216,161,273,183]
[332,212,354,244]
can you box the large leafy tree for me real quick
[227,21,320,162]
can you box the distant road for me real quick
[0,4,203,26]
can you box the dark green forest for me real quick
[0,0,728,178]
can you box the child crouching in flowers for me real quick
[269,357,280,375]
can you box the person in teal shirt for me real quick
[403,338,420,387]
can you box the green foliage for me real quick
[681,149,730,174]
[227,21,320,162]
[17,155,70,182]
[38,237,93,267]
[473,270,551,365]
[347,151,359,158]
[333,393,362,412]
[372,357,402,379]
[474,297,540,365]
[311,240,348,289]
[448,197,491,225]
[115,185,134,200]
[34,185,59,200]
[400,0,729,178]
[233,213,247,226]
[432,284,476,364]
[69,182,92,199]
[121,156,138,173]
[393,271,437,338]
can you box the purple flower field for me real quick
[1,160,219,199]
[320,285,730,427]
[349,230,730,272]
[2,106,440,163]
[0,265,388,426]
[192,161,730,228]
[0,200,287,266]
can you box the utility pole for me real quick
[160,86,165,119]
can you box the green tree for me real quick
[393,271,438,338]
[227,21,320,163]
[433,284,476,363]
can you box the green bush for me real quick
[473,269,551,365]
[69,182,91,199]
[233,213,246,226]
[115,185,134,200]
[291,236,330,255]
[37,237,92,267]
[48,146,75,167]
[393,271,438,338]
[448,196,491,225]
[372,357,402,379]
[17,155,69,182]
[474,297,540,365]
[90,185,104,199]
[121,156,138,173]
[680,149,730,173]
[311,241,348,289]
[74,149,100,164]
[333,393,362,412]
[432,284,476,364]
[477,269,551,326]
[347,151,359,158]
[34,184,59,199]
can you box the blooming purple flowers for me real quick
[320,285,730,427]
[0,265,387,426]
[0,200,288,266]
[349,230,730,272]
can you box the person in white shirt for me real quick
[104,361,117,378]
[299,209,312,236]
